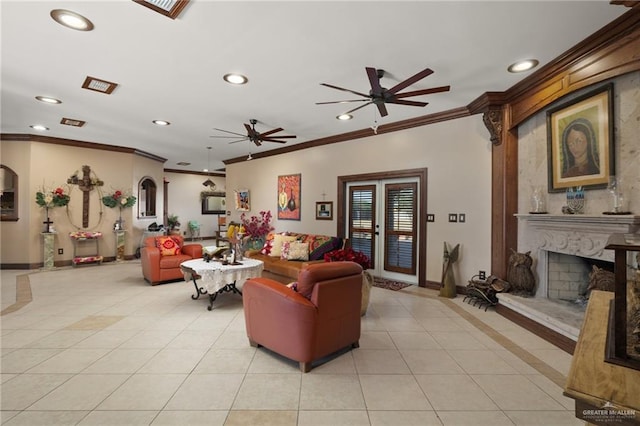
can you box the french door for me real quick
[347,179,419,283]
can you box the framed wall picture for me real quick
[315,201,333,220]
[234,189,250,211]
[546,83,614,192]
[277,174,301,220]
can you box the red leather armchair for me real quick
[243,261,363,372]
[140,235,203,285]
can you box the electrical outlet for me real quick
[448,213,458,223]
[58,248,63,255]
[479,270,486,280]
[459,213,466,223]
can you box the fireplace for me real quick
[505,214,640,341]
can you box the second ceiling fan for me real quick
[317,66,451,117]
[210,119,296,147]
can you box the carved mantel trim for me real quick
[516,214,640,261]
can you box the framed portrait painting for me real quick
[315,201,333,220]
[234,189,250,211]
[277,174,301,220]
[546,83,614,192]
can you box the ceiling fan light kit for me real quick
[318,66,451,118]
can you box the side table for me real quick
[70,231,103,266]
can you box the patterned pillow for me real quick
[156,236,181,256]
[270,234,298,257]
[303,235,344,260]
[259,232,278,255]
[281,241,309,261]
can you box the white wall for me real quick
[226,114,493,284]
[164,172,226,238]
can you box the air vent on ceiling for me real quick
[176,161,191,166]
[60,118,86,127]
[133,0,189,19]
[82,76,118,94]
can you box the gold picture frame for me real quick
[234,189,250,211]
[546,83,614,192]
[315,201,333,220]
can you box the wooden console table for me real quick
[564,290,640,425]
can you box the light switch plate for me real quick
[448,213,458,223]
[459,213,466,223]
[427,214,435,222]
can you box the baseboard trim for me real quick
[495,302,576,355]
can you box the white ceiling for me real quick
[0,1,628,172]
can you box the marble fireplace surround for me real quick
[505,214,640,342]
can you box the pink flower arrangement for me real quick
[240,210,274,239]
[324,248,371,270]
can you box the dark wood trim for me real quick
[223,107,470,165]
[495,302,576,354]
[133,0,190,19]
[337,168,427,287]
[164,168,225,177]
[0,134,167,163]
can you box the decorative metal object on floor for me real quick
[463,274,509,311]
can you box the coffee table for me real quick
[181,258,263,310]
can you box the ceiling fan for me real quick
[209,119,296,147]
[316,67,451,117]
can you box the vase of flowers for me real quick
[102,190,136,230]
[35,186,71,232]
[240,210,274,250]
[324,248,373,316]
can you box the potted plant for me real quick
[324,248,373,316]
[167,214,181,235]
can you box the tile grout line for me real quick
[400,287,568,388]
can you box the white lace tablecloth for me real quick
[180,258,263,294]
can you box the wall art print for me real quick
[546,83,614,192]
[235,189,250,211]
[277,174,301,220]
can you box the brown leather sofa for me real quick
[242,261,363,372]
[140,235,202,285]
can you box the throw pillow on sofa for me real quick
[303,235,344,261]
[156,236,181,256]
[270,234,298,257]
[281,241,309,261]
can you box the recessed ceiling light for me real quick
[507,59,539,73]
[223,73,248,85]
[30,124,49,131]
[337,114,353,121]
[50,9,94,31]
[35,96,62,104]
[153,120,170,126]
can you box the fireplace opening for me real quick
[547,252,614,305]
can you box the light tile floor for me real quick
[1,259,581,425]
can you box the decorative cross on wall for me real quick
[67,165,103,228]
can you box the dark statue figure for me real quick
[506,249,535,296]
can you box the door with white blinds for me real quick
[347,179,418,282]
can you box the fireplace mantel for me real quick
[516,214,640,261]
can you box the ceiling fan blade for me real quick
[394,85,451,99]
[320,83,369,98]
[213,128,247,137]
[253,139,262,147]
[261,138,288,143]
[376,102,388,117]
[387,99,428,107]
[210,135,247,139]
[244,123,254,135]
[259,127,284,137]
[387,67,434,95]
[228,138,249,144]
[316,99,369,105]
[366,67,383,95]
[343,101,373,115]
